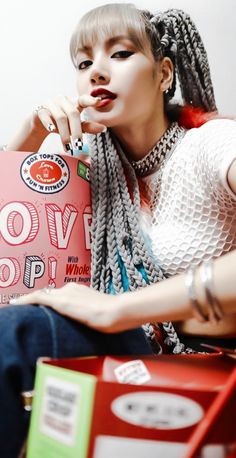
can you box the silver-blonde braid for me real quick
[90,131,188,354]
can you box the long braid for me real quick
[114,139,165,284]
[90,134,107,290]
[90,131,187,354]
[146,9,217,111]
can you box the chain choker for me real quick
[130,122,186,177]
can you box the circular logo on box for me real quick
[111,392,204,429]
[21,153,70,194]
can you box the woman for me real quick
[1,3,236,455]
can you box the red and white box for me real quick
[28,353,236,458]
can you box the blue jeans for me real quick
[0,304,152,457]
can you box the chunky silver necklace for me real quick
[130,122,186,177]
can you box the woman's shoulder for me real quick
[188,117,236,137]
[185,118,236,196]
[199,117,236,130]
[182,118,236,151]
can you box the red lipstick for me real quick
[91,88,117,108]
[91,88,116,99]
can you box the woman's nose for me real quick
[91,73,108,84]
[90,64,110,85]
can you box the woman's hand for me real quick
[10,283,124,333]
[6,94,106,153]
[33,94,106,154]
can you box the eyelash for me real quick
[78,60,93,70]
[112,50,134,59]
[78,50,134,70]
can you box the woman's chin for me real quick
[88,108,123,129]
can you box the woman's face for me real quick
[75,34,163,129]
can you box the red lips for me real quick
[90,88,117,99]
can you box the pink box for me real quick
[0,151,91,304]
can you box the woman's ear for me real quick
[159,57,174,92]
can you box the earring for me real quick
[165,83,172,95]
[165,82,172,95]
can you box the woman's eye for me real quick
[111,50,134,58]
[78,60,93,70]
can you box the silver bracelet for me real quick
[201,260,224,323]
[185,267,208,322]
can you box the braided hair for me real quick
[71,4,217,354]
[142,8,217,111]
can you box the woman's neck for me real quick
[112,114,170,161]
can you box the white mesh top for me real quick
[140,119,236,276]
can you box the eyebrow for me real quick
[77,35,133,54]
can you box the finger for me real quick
[35,102,72,153]
[58,96,83,147]
[56,97,105,151]
[77,94,101,111]
[34,107,57,134]
[9,288,61,308]
[45,102,73,154]
[81,121,107,134]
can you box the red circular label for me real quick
[30,160,62,184]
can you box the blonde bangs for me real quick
[70,3,149,66]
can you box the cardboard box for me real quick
[27,354,236,457]
[0,151,91,304]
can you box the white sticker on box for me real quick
[114,360,151,385]
[40,375,80,445]
[111,391,204,429]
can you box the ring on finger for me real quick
[42,285,54,295]
[34,105,48,116]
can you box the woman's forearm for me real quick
[116,250,236,330]
[10,250,236,334]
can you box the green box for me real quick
[77,161,90,182]
[27,360,96,458]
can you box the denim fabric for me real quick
[0,304,152,457]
